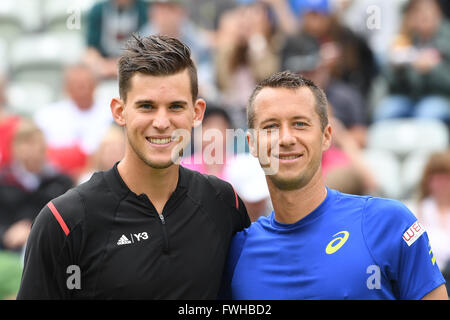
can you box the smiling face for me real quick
[111,69,205,170]
[248,86,331,191]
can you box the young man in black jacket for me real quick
[17,35,250,299]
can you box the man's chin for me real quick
[268,173,307,191]
[143,158,175,170]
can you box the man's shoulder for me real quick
[353,194,418,249]
[181,166,235,200]
[327,190,417,233]
[363,195,416,224]
[181,166,249,228]
[47,170,114,225]
[234,215,271,240]
[334,190,412,219]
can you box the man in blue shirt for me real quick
[221,71,447,299]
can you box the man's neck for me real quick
[117,156,179,214]
[268,171,328,224]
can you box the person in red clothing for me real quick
[0,76,20,168]
[0,119,73,252]
[33,64,113,179]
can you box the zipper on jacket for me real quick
[158,213,169,254]
[138,193,170,254]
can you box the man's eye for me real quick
[263,124,278,130]
[294,121,307,127]
[140,104,153,109]
[170,104,184,110]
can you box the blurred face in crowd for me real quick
[302,11,332,39]
[420,151,450,204]
[65,66,97,111]
[201,114,230,157]
[96,127,125,171]
[242,3,272,39]
[408,0,442,39]
[150,3,185,37]
[111,69,205,169]
[248,87,331,191]
[13,129,46,174]
[427,172,450,202]
[218,4,272,43]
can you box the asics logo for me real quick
[117,232,149,246]
[325,231,349,254]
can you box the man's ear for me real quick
[110,97,126,127]
[322,124,332,152]
[246,129,258,157]
[193,98,206,128]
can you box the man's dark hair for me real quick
[118,34,198,102]
[247,71,329,131]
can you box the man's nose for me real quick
[278,126,296,147]
[152,109,171,131]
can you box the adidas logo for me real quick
[116,232,149,246]
[117,235,132,245]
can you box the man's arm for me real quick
[363,197,447,300]
[205,174,251,232]
[422,284,448,300]
[17,200,79,299]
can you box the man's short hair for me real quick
[247,71,329,131]
[118,34,198,102]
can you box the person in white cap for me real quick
[226,153,272,222]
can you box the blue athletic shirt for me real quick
[222,188,445,300]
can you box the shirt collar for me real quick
[104,161,188,199]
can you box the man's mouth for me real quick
[146,137,174,145]
[275,154,302,160]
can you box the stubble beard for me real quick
[127,135,176,170]
[267,156,321,191]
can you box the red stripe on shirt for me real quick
[232,187,239,209]
[47,201,70,236]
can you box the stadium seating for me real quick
[400,151,432,198]
[367,118,449,157]
[9,32,85,92]
[6,81,56,116]
[363,148,402,199]
[366,118,449,199]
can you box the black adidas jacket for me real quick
[17,163,250,299]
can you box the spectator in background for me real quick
[290,0,378,101]
[0,75,20,168]
[0,119,73,252]
[410,151,450,294]
[184,0,237,31]
[33,64,113,179]
[335,0,403,65]
[84,0,148,79]
[323,114,378,196]
[214,2,282,128]
[181,105,234,181]
[0,76,21,169]
[227,153,272,222]
[374,0,450,123]
[255,0,299,35]
[139,0,216,101]
[78,124,126,184]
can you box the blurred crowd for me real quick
[0,0,449,298]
